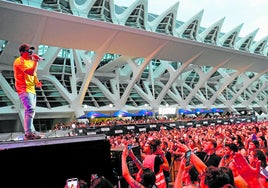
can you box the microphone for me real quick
[32,54,45,61]
[38,57,45,60]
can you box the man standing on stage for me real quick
[13,43,42,140]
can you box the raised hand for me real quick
[233,152,264,188]
[36,81,42,88]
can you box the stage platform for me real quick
[0,134,107,150]
[0,129,76,142]
[0,134,113,188]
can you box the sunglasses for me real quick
[25,49,34,54]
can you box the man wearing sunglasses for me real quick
[13,43,43,140]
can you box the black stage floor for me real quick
[0,134,106,149]
[0,134,113,188]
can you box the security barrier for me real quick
[76,116,257,136]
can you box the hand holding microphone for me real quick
[36,81,42,88]
[32,54,45,61]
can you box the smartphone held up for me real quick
[185,150,191,166]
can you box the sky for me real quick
[114,0,268,41]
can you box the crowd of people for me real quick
[56,114,268,188]
[54,116,187,130]
[51,113,267,188]
[109,120,268,188]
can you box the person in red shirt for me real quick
[13,43,42,140]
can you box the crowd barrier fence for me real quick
[75,116,257,136]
